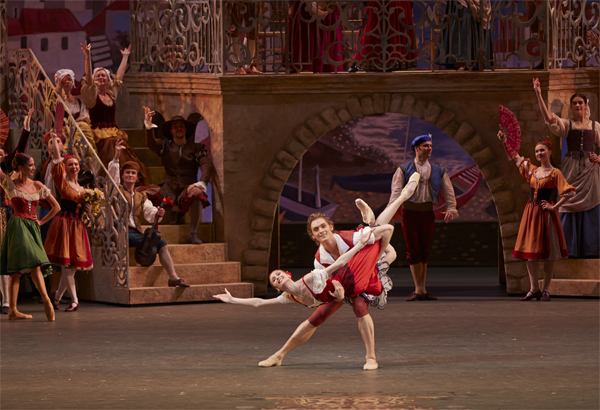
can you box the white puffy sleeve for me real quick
[352,229,375,246]
[310,269,329,295]
[38,185,51,200]
[277,293,294,304]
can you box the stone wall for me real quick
[122,70,599,295]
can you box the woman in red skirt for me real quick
[44,133,93,312]
[511,140,575,301]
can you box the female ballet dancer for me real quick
[0,153,60,320]
[510,139,575,301]
[44,133,94,312]
[214,173,420,369]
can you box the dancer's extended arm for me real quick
[213,288,282,307]
[324,228,371,276]
[533,78,555,124]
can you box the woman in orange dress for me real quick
[511,140,576,301]
[44,133,93,312]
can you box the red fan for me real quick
[498,105,521,160]
[0,109,9,147]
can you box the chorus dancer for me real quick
[214,172,419,370]
[508,138,575,301]
[533,79,600,258]
[0,152,60,321]
[79,42,149,184]
[44,133,94,312]
[54,68,96,155]
[0,108,33,315]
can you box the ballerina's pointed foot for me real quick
[8,310,33,320]
[355,198,376,226]
[363,358,378,370]
[43,300,56,322]
[258,354,283,367]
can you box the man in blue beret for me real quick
[388,135,458,301]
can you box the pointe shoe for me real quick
[168,278,190,288]
[258,355,282,367]
[363,358,378,370]
[44,300,56,321]
[65,302,79,312]
[541,291,551,301]
[355,199,376,226]
[8,311,33,320]
[520,290,542,301]
[50,290,60,310]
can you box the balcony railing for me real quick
[130,0,600,74]
[6,49,131,288]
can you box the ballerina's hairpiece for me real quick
[285,271,293,278]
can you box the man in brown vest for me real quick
[108,142,189,287]
[142,107,214,244]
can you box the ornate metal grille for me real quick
[6,49,130,288]
[130,0,599,74]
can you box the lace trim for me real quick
[1,177,49,200]
[533,167,555,180]
[67,180,83,194]
[562,191,576,197]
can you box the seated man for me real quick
[142,107,214,244]
[108,142,189,288]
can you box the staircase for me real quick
[541,259,599,297]
[79,129,253,305]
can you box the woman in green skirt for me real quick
[0,153,60,321]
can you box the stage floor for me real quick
[1,268,598,410]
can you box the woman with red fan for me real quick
[508,139,575,301]
[533,78,600,258]
[0,151,61,321]
[44,133,94,313]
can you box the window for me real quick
[61,37,68,50]
[41,38,48,52]
[20,36,27,49]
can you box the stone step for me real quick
[127,282,253,304]
[137,223,209,243]
[553,259,600,280]
[133,147,162,167]
[128,261,241,287]
[129,243,226,266]
[542,279,599,297]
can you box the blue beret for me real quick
[410,135,432,151]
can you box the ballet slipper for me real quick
[363,358,378,370]
[43,300,55,322]
[258,354,283,367]
[355,199,376,226]
[398,172,420,203]
[8,310,32,320]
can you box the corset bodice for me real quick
[11,197,39,220]
[90,95,117,129]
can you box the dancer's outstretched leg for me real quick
[376,172,420,226]
[259,320,317,367]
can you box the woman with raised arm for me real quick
[533,78,600,258]
[0,152,60,321]
[54,68,96,154]
[509,139,575,301]
[44,133,94,312]
[79,42,149,184]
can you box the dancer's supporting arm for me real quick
[323,227,371,276]
[213,289,283,307]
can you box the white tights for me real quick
[0,275,9,307]
[56,268,78,305]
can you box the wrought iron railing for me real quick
[130,0,600,74]
[6,49,131,288]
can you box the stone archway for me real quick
[241,93,529,294]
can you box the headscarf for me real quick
[93,67,114,88]
[54,69,75,86]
